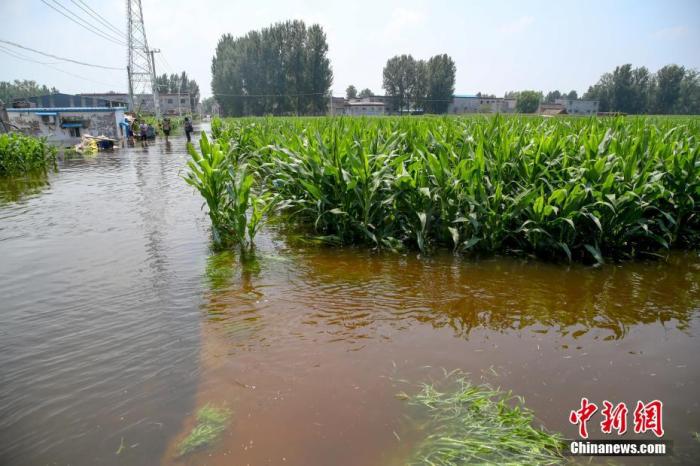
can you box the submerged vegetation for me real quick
[399,372,565,465]
[177,404,231,456]
[188,115,700,262]
[0,132,57,176]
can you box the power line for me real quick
[0,39,124,70]
[40,0,126,47]
[71,0,125,39]
[54,0,127,45]
[0,47,122,89]
[213,91,327,97]
[0,45,61,65]
[49,0,126,45]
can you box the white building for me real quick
[328,97,386,116]
[346,100,385,116]
[448,95,516,114]
[554,98,599,115]
[79,93,192,115]
[6,107,126,144]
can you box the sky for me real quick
[1,0,699,99]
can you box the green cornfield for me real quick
[0,132,57,176]
[186,115,700,263]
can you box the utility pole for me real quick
[126,0,159,117]
[178,75,182,117]
[149,49,161,119]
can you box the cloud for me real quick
[497,15,534,35]
[652,25,689,40]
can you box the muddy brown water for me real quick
[1,128,699,465]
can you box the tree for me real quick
[654,64,685,114]
[211,20,332,116]
[412,60,428,111]
[566,90,578,100]
[358,88,373,98]
[305,24,333,114]
[515,90,541,113]
[583,72,613,112]
[425,54,456,114]
[676,69,700,114]
[0,80,58,104]
[383,54,418,113]
[346,85,357,99]
[544,90,561,103]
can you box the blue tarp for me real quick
[61,123,82,128]
[35,112,58,116]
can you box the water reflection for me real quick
[290,249,700,342]
[203,250,265,347]
[0,172,51,203]
[201,237,700,351]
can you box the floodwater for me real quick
[1,128,699,465]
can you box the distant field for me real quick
[186,114,700,262]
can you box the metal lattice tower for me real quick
[126,0,160,118]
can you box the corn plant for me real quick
[184,132,275,249]
[0,132,57,176]
[193,116,700,262]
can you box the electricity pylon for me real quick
[126,0,160,118]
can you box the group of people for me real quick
[123,116,195,145]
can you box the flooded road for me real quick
[1,128,699,465]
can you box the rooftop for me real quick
[7,107,124,113]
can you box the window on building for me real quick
[180,98,186,104]
[69,127,81,137]
[40,115,56,125]
[167,98,173,104]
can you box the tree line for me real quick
[583,64,699,114]
[154,71,200,113]
[1,80,58,105]
[498,64,699,115]
[211,20,333,116]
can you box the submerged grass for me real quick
[177,404,231,456]
[188,115,700,262]
[400,372,565,465]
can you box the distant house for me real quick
[328,97,386,116]
[538,103,568,116]
[6,107,126,144]
[346,99,386,116]
[448,95,516,114]
[554,98,599,115]
[328,96,347,115]
[79,92,192,115]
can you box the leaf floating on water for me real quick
[115,437,125,456]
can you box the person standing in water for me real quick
[161,117,171,142]
[184,117,193,143]
[130,118,140,145]
[139,121,148,146]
